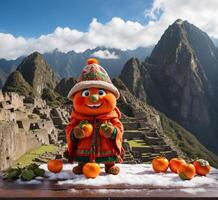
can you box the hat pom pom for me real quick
[86,58,99,65]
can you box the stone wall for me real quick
[0,121,40,170]
[0,90,69,170]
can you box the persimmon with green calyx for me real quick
[47,160,63,173]
[193,159,211,176]
[178,163,196,180]
[100,122,114,138]
[152,156,169,173]
[79,120,93,137]
[169,158,186,173]
[83,163,101,179]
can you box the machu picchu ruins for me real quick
[0,90,69,170]
[0,88,182,170]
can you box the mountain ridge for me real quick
[0,47,152,86]
[3,52,58,98]
[120,19,218,154]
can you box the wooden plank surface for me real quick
[1,178,218,199]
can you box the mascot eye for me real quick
[98,89,106,96]
[81,89,90,97]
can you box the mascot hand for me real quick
[74,126,85,139]
[79,120,93,137]
[100,122,115,138]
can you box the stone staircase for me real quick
[122,110,178,164]
[50,108,69,144]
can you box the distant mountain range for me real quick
[0,47,152,87]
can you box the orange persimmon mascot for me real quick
[65,58,124,175]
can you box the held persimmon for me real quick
[82,123,93,137]
[178,163,196,180]
[47,160,63,173]
[79,121,93,137]
[169,158,186,173]
[193,159,211,176]
[83,163,101,178]
[152,156,169,173]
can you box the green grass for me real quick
[128,139,148,147]
[13,144,58,168]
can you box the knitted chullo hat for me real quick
[67,58,120,100]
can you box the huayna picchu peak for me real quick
[3,52,59,98]
[120,19,218,155]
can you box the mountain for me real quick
[0,68,7,88]
[43,47,152,78]
[0,57,23,88]
[119,57,147,102]
[55,77,77,97]
[2,71,32,95]
[16,52,58,96]
[0,47,152,87]
[120,19,218,155]
[3,52,59,98]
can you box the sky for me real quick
[1,0,218,59]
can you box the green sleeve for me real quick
[111,127,117,139]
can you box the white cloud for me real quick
[0,17,157,60]
[1,0,218,59]
[144,0,218,39]
[91,50,119,59]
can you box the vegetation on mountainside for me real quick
[2,71,32,96]
[160,112,218,168]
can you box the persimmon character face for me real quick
[73,88,116,115]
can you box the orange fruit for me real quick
[193,159,211,176]
[152,156,169,173]
[82,123,93,137]
[47,160,63,173]
[169,158,186,173]
[178,163,196,180]
[83,163,101,178]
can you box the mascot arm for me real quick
[65,118,79,161]
[110,117,124,153]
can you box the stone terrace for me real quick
[0,90,70,170]
[122,110,178,164]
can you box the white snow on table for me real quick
[38,164,218,189]
[15,179,42,185]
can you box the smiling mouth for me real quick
[85,103,103,109]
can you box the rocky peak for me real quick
[149,19,195,67]
[2,71,32,96]
[120,19,218,154]
[16,52,58,96]
[119,58,146,101]
[145,19,211,125]
[175,18,184,24]
[149,19,218,85]
[149,20,218,154]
